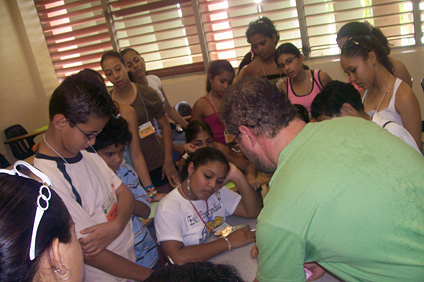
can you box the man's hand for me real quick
[79,221,120,256]
[304,262,326,281]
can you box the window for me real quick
[35,0,424,80]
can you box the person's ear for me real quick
[49,238,70,281]
[271,33,278,45]
[187,162,195,176]
[367,51,377,65]
[340,103,358,117]
[239,125,257,148]
[52,114,68,130]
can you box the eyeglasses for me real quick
[277,56,297,69]
[68,118,102,141]
[341,36,371,53]
[229,130,242,154]
[0,160,52,260]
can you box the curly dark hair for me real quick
[246,17,280,44]
[93,116,132,151]
[221,77,298,138]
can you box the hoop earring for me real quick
[54,265,72,281]
[187,178,192,196]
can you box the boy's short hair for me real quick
[311,80,364,119]
[93,116,132,151]
[49,69,115,123]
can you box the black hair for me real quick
[341,35,393,74]
[311,80,364,119]
[246,17,280,44]
[275,43,309,70]
[49,69,115,123]
[237,51,255,75]
[0,173,72,282]
[221,77,298,138]
[337,21,390,54]
[100,50,125,67]
[145,261,243,282]
[93,116,132,151]
[206,60,235,92]
[293,104,310,123]
[185,120,214,143]
[180,147,229,182]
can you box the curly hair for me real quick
[93,116,132,151]
[221,77,298,138]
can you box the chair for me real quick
[4,124,36,160]
[174,101,192,121]
[0,154,11,168]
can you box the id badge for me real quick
[138,121,156,139]
[213,222,233,238]
[102,193,117,222]
[224,131,233,144]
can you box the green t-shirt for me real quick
[256,117,424,282]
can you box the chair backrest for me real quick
[0,154,11,168]
[174,101,192,117]
[4,124,36,160]
[421,78,424,93]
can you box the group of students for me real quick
[0,17,423,282]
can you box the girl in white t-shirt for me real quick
[154,147,263,264]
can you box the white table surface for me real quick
[208,216,342,282]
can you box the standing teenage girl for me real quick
[191,60,235,144]
[337,21,412,87]
[101,51,180,192]
[120,48,189,130]
[275,43,332,113]
[340,35,421,149]
[234,17,281,86]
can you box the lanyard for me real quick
[179,184,214,234]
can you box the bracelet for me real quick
[223,236,232,250]
[145,184,155,190]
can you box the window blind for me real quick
[303,0,416,57]
[34,0,113,81]
[109,0,205,76]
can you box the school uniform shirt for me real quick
[34,150,135,282]
[155,186,241,246]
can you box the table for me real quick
[208,216,342,282]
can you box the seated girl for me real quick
[154,147,263,265]
[191,60,235,144]
[181,120,261,190]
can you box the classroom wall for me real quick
[1,0,424,164]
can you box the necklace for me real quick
[304,70,310,95]
[179,183,214,234]
[260,59,266,77]
[43,135,69,164]
[364,74,392,113]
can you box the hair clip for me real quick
[0,161,53,260]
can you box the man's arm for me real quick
[79,183,135,256]
[83,248,153,281]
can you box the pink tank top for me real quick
[287,69,323,113]
[201,97,226,144]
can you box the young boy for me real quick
[34,69,153,281]
[93,115,159,269]
[311,80,421,153]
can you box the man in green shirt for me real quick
[221,77,424,282]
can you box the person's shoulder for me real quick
[147,74,161,83]
[136,83,160,97]
[389,56,412,86]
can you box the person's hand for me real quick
[246,175,261,191]
[162,160,180,187]
[250,243,259,259]
[226,227,256,249]
[304,262,326,281]
[183,143,196,155]
[152,192,166,202]
[79,221,120,256]
[223,163,243,185]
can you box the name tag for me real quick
[102,193,117,222]
[138,121,156,139]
